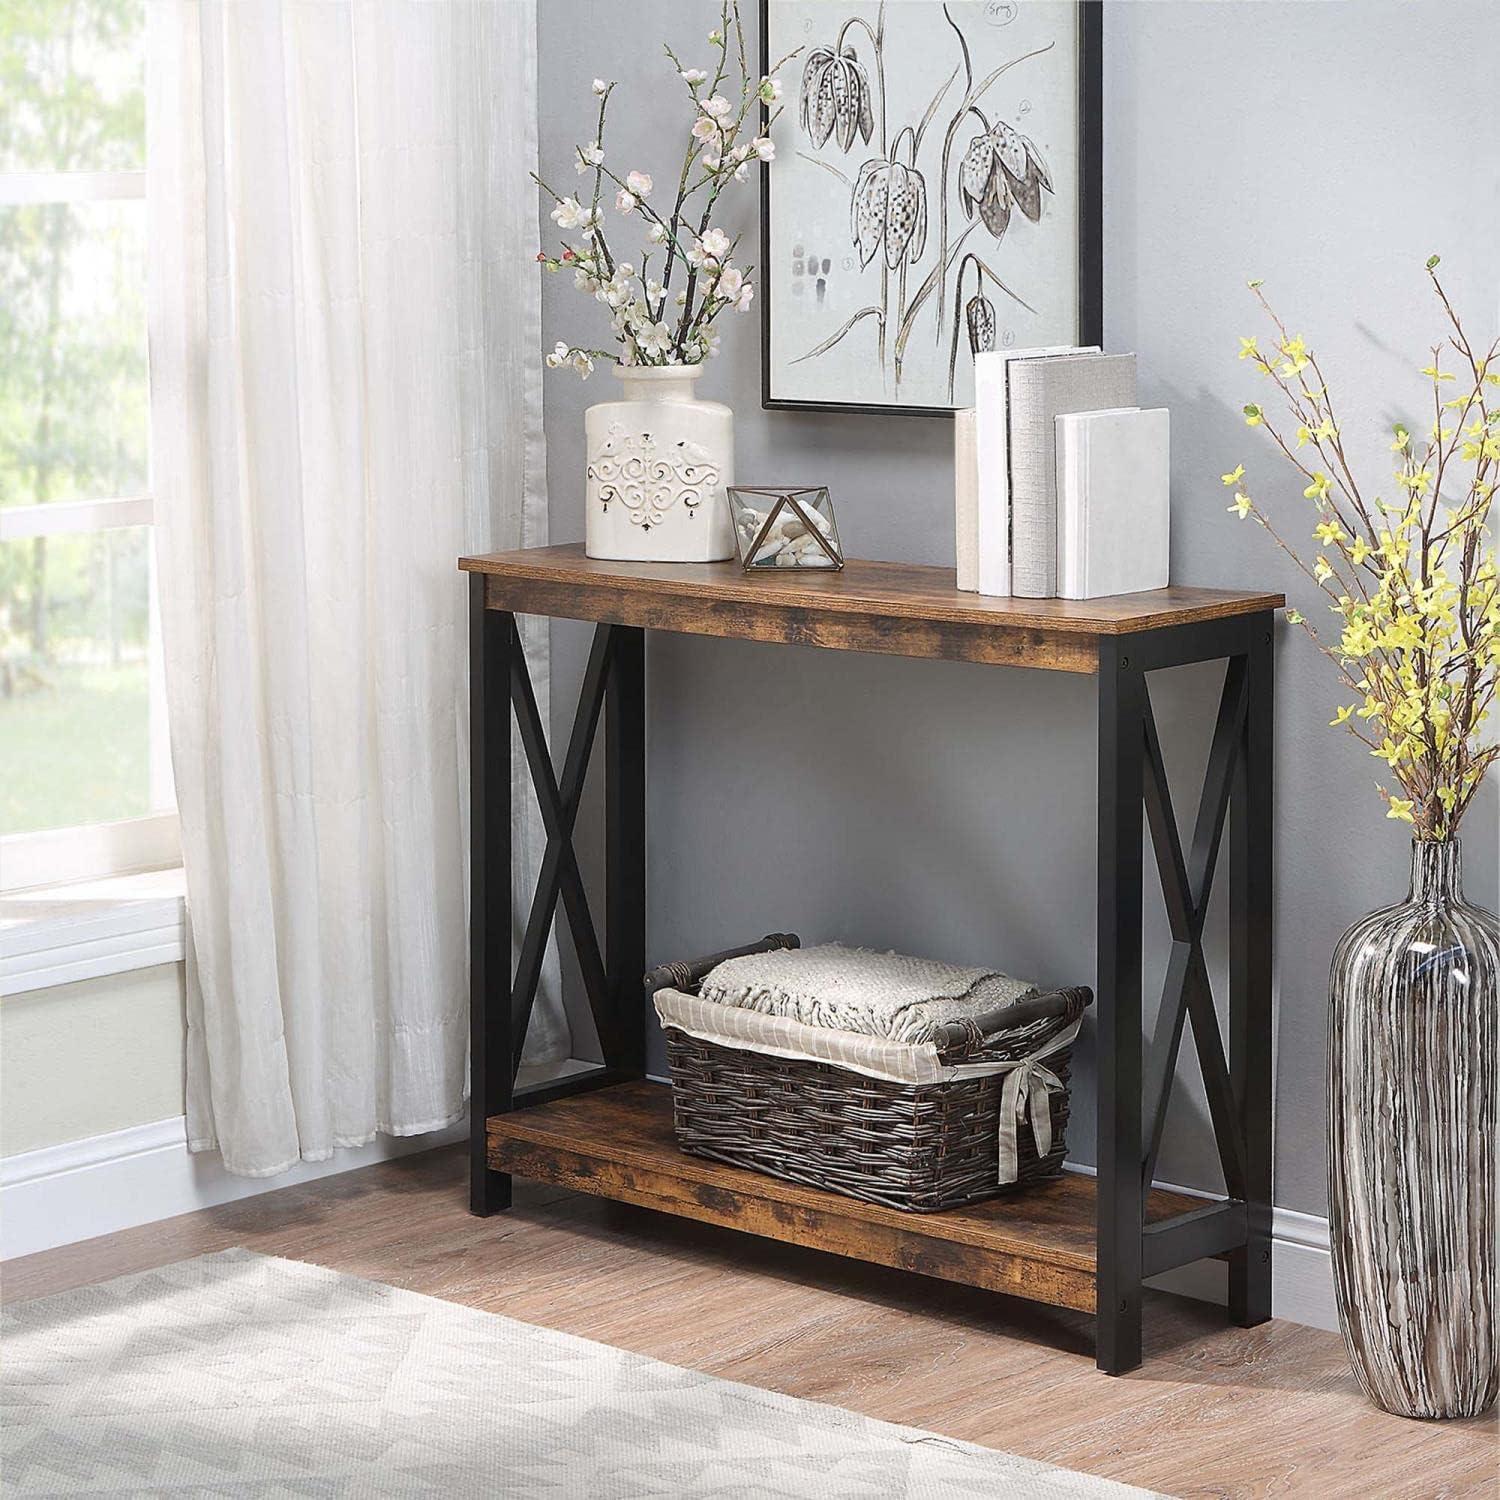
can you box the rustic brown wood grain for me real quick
[488,1080,1206,1316]
[5,1147,1493,1497]
[457,546,1285,673]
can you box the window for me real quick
[0,0,176,892]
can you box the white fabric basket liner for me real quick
[654,989,1083,1185]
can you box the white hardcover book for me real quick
[954,408,978,590]
[1056,407,1171,599]
[972,346,1097,596]
[1008,353,1138,598]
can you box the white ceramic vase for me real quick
[584,364,734,562]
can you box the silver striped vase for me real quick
[1328,837,1498,1419]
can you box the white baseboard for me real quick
[0,1114,467,1261]
[0,1057,598,1262]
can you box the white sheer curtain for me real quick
[147,0,566,1177]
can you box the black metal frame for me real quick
[468,575,644,1217]
[470,571,1275,1375]
[758,0,1104,417]
[1094,612,1275,1372]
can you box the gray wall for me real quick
[537,0,1499,1218]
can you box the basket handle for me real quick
[644,932,800,998]
[930,984,1093,1055]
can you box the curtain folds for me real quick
[147,0,565,1177]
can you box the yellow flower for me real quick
[1350,538,1373,565]
[1286,607,1305,625]
[1243,404,1263,427]
[1390,426,1410,450]
[1296,425,1312,448]
[1315,520,1345,545]
[1304,472,1332,502]
[1221,464,1245,486]
[1385,797,1416,823]
[1238,336,1258,360]
[1228,492,1254,520]
[1279,335,1311,375]
[1420,365,1455,382]
[1330,705,1355,726]
[1314,557,1334,583]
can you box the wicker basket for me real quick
[648,935,1092,1213]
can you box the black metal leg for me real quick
[605,626,646,1075]
[469,577,513,1215]
[1229,614,1275,1324]
[1096,641,1145,1374]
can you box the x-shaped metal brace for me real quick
[1140,658,1251,1199]
[507,620,644,1078]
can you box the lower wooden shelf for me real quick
[489,1080,1204,1315]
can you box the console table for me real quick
[459,543,1282,1374]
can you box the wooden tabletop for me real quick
[461,545,1283,674]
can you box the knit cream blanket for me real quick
[698,942,1036,1045]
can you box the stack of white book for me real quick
[954,348,1170,600]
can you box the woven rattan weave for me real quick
[652,937,1092,1213]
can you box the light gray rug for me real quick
[2,1249,1165,1498]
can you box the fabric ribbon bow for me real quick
[997,1056,1067,1185]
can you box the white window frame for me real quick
[0,167,178,895]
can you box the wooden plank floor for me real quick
[4,1145,1493,1498]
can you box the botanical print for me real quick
[765,0,1083,410]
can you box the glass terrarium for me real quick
[725,485,844,570]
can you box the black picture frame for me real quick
[759,0,1102,417]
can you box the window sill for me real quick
[1,867,186,997]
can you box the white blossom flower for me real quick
[674,288,688,306]
[575,141,604,173]
[616,262,634,278]
[691,115,719,145]
[550,197,599,231]
[636,321,675,359]
[680,67,708,85]
[732,161,750,182]
[571,351,595,378]
[646,278,663,302]
[752,136,775,162]
[694,227,732,264]
[702,151,722,171]
[758,78,782,105]
[545,340,570,369]
[701,94,732,119]
[625,170,653,197]
[615,188,638,214]
[707,28,723,45]
[731,143,752,162]
[591,78,609,95]
[715,267,753,311]
[646,221,669,245]
[575,266,601,293]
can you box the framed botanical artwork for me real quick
[760,1,1101,415]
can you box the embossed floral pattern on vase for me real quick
[587,423,722,532]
